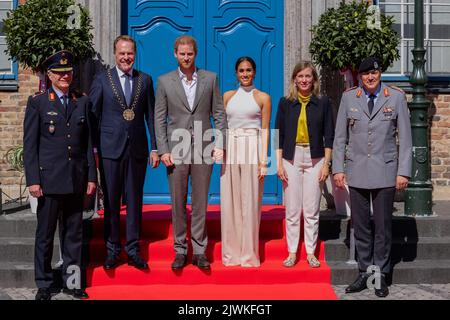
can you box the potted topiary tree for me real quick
[309,0,400,88]
[2,0,95,91]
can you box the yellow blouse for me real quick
[296,93,311,144]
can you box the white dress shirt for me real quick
[116,66,133,94]
[178,67,198,110]
[115,67,157,153]
[52,86,68,107]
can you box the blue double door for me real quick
[125,0,284,204]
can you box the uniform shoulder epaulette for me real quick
[32,90,45,98]
[344,86,357,92]
[390,86,405,94]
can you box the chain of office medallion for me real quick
[106,69,143,113]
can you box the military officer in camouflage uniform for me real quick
[23,51,97,300]
[332,57,412,298]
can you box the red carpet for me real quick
[86,283,336,300]
[86,205,337,300]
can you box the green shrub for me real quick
[2,0,95,72]
[4,145,24,173]
[310,0,400,72]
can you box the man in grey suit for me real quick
[155,35,227,270]
[333,57,412,297]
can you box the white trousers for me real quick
[220,128,264,267]
[283,146,324,254]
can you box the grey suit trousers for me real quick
[168,163,213,255]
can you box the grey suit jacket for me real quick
[154,69,227,163]
[332,83,412,189]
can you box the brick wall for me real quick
[430,94,450,200]
[0,68,38,203]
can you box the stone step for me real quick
[0,237,66,263]
[0,262,65,288]
[328,260,450,285]
[3,259,449,288]
[0,211,93,238]
[0,262,35,287]
[324,237,450,262]
[0,216,37,238]
[319,215,450,240]
[3,234,449,264]
[3,209,450,239]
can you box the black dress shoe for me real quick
[63,288,89,299]
[345,273,370,293]
[128,254,149,270]
[375,276,389,298]
[171,254,187,270]
[104,255,118,270]
[35,288,51,301]
[192,254,210,270]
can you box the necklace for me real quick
[107,69,143,121]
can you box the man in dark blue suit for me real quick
[89,35,159,270]
[23,51,97,300]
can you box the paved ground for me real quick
[0,288,76,300]
[333,283,450,300]
[0,284,449,300]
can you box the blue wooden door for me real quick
[126,0,284,204]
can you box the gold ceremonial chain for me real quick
[107,69,143,121]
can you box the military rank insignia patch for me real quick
[356,89,363,98]
[48,120,55,134]
[384,88,390,97]
[49,92,56,101]
[383,106,394,114]
[349,118,356,127]
[32,91,45,98]
[390,86,405,94]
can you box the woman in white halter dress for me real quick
[220,57,272,267]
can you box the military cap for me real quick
[358,57,382,74]
[42,50,74,72]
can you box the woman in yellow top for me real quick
[275,61,334,268]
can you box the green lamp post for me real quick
[405,0,433,216]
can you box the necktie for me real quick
[62,95,68,117]
[124,73,132,106]
[368,94,375,115]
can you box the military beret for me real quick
[358,57,382,74]
[42,50,74,72]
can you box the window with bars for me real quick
[0,0,18,90]
[378,0,450,79]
